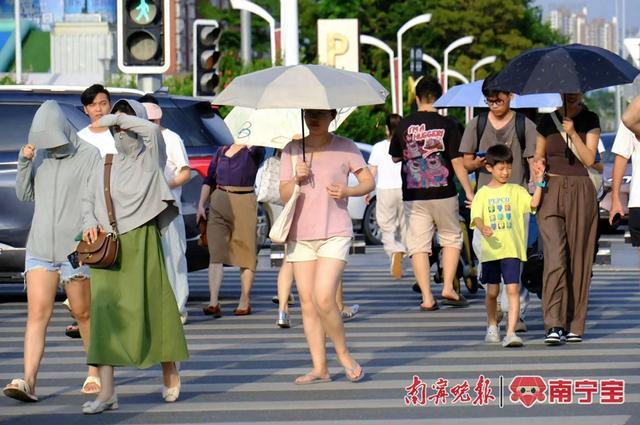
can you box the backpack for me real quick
[475,111,529,181]
[521,241,543,299]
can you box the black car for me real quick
[0,85,232,281]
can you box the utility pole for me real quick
[240,9,252,66]
[280,0,299,66]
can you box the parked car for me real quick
[599,131,633,230]
[255,142,381,247]
[0,85,232,281]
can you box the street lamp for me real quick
[396,13,432,114]
[230,0,277,65]
[443,35,473,92]
[421,53,442,79]
[360,34,397,114]
[471,55,496,82]
[447,69,469,85]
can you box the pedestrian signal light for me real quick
[193,19,222,98]
[117,0,171,74]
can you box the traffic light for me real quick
[117,0,171,74]
[193,19,222,98]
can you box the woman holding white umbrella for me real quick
[279,109,374,383]
[213,64,387,382]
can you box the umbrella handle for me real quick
[301,109,306,162]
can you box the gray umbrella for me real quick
[213,64,389,160]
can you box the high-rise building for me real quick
[548,7,618,53]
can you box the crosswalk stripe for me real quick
[1,265,639,423]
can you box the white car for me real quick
[255,142,381,246]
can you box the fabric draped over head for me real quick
[28,100,81,157]
[84,99,176,235]
[111,99,148,158]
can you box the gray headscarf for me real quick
[82,99,177,235]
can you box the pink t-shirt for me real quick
[281,136,367,241]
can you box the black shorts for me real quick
[629,208,640,247]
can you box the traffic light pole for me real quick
[138,74,162,93]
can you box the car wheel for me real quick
[363,198,382,245]
[256,203,271,249]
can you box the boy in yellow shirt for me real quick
[471,144,544,347]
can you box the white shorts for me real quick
[286,236,352,262]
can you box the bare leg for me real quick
[293,260,329,380]
[505,284,521,335]
[161,362,180,388]
[412,253,435,308]
[335,280,344,311]
[16,269,59,395]
[238,268,254,309]
[440,246,463,300]
[486,284,499,327]
[277,261,294,314]
[207,263,223,307]
[65,278,99,390]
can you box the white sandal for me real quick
[81,376,102,394]
[3,378,38,402]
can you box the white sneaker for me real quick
[485,325,500,343]
[502,333,524,348]
[515,318,527,333]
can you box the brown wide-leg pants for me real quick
[537,175,597,336]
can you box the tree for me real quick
[196,0,566,143]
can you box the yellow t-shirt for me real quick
[470,183,534,262]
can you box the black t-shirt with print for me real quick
[389,111,462,201]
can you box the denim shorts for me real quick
[24,253,90,288]
[481,258,522,285]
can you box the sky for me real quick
[533,0,639,36]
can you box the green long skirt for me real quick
[87,222,189,368]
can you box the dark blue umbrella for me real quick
[488,43,639,94]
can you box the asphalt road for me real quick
[0,245,638,424]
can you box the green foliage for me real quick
[11,31,50,72]
[106,73,138,89]
[164,73,194,96]
[0,74,16,85]
[584,90,616,132]
[196,0,567,142]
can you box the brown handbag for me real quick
[76,154,119,268]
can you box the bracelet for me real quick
[536,181,547,188]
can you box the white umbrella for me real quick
[433,80,562,109]
[213,64,388,110]
[224,106,354,149]
[213,64,388,159]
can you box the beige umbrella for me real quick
[213,64,388,159]
[224,106,354,149]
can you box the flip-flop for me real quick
[442,295,470,308]
[294,373,332,385]
[81,376,102,394]
[420,301,440,311]
[65,322,81,339]
[345,363,365,383]
[3,378,38,402]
